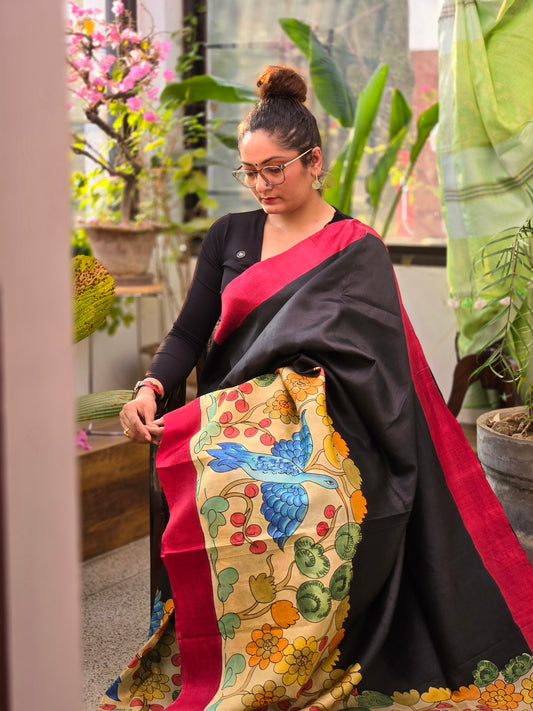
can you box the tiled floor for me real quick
[82,536,151,710]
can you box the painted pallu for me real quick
[100,219,533,710]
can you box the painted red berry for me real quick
[259,418,272,427]
[249,540,267,554]
[239,382,253,394]
[226,390,239,401]
[245,484,259,498]
[319,636,328,650]
[246,524,262,537]
[260,433,275,446]
[230,512,246,527]
[235,399,250,413]
[324,505,336,519]
[316,521,329,536]
[171,653,181,666]
[244,427,258,437]
[224,426,239,438]
[230,532,245,546]
[218,392,226,404]
[219,411,233,424]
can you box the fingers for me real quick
[120,400,155,443]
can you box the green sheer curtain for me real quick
[438,0,533,369]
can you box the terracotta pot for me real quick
[477,407,533,563]
[84,223,158,284]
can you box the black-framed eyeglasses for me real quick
[232,147,314,188]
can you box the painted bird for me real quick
[207,411,338,550]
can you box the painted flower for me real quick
[350,490,367,524]
[129,665,170,701]
[480,680,523,709]
[316,393,333,426]
[324,432,349,469]
[421,686,451,703]
[273,636,319,686]
[522,676,533,704]
[249,572,276,603]
[323,664,362,699]
[264,390,298,424]
[271,600,300,628]
[451,684,481,702]
[321,647,341,672]
[241,680,289,710]
[392,689,421,706]
[246,624,288,669]
[285,372,322,402]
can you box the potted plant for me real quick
[473,212,533,561]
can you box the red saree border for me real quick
[214,218,379,344]
[158,399,223,710]
[399,304,533,649]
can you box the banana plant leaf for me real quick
[380,101,439,239]
[366,89,412,213]
[324,64,389,215]
[161,75,256,106]
[279,18,355,128]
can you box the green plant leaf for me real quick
[279,18,354,127]
[161,75,256,106]
[409,101,439,164]
[76,390,132,422]
[326,63,388,214]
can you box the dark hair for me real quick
[237,65,321,161]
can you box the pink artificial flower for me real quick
[126,95,143,111]
[129,61,150,82]
[154,40,172,61]
[163,68,174,82]
[111,0,124,16]
[147,87,159,101]
[119,74,136,93]
[76,430,92,450]
[143,111,158,123]
[99,54,115,74]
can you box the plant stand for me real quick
[477,407,533,563]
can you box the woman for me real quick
[106,66,533,711]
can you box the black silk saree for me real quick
[100,219,533,711]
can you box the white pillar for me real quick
[0,0,83,709]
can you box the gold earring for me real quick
[312,172,322,190]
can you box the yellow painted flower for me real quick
[350,490,367,524]
[421,687,451,703]
[241,680,289,710]
[249,572,276,603]
[328,628,345,653]
[324,434,342,468]
[481,679,524,709]
[392,689,420,706]
[451,684,481,702]
[522,676,533,704]
[264,390,298,424]
[285,372,322,402]
[335,596,350,630]
[273,635,319,686]
[321,647,341,672]
[130,665,171,701]
[246,623,288,670]
[271,599,300,628]
[316,393,333,427]
[327,664,362,699]
[343,457,362,488]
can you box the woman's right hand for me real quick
[119,388,164,444]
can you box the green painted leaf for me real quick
[255,373,278,387]
[218,567,239,602]
[334,522,362,560]
[294,536,330,578]
[356,690,394,708]
[221,654,246,689]
[200,496,229,538]
[329,562,353,600]
[205,393,218,421]
[296,580,332,622]
[218,612,241,639]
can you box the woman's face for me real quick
[238,130,322,215]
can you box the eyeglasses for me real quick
[232,147,314,188]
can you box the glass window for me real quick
[206,0,444,245]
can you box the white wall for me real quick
[0,1,83,709]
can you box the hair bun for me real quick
[256,65,307,103]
